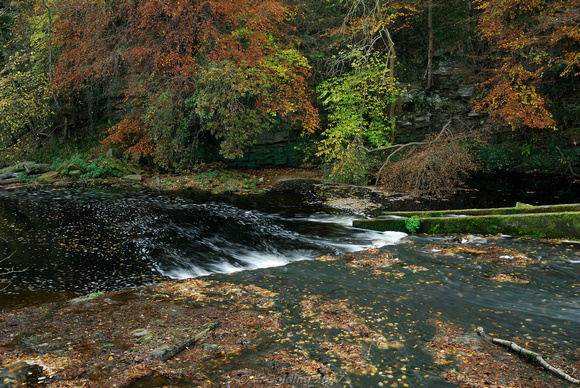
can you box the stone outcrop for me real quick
[395,54,489,143]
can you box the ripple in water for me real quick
[0,187,405,306]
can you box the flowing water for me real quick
[0,184,405,308]
[0,176,578,386]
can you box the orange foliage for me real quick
[106,116,154,157]
[473,0,580,130]
[474,64,556,130]
[50,0,318,161]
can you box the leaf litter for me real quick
[0,236,578,387]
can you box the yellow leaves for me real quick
[0,51,52,163]
[489,274,530,283]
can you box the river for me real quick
[0,175,578,386]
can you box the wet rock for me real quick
[130,328,151,338]
[0,362,49,387]
[151,345,172,358]
[37,171,59,183]
[70,292,103,304]
[67,169,83,178]
[201,343,220,351]
[455,235,488,244]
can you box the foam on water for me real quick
[368,231,408,247]
[0,187,413,297]
[162,265,212,279]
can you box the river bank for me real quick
[0,159,324,194]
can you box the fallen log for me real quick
[0,178,18,185]
[477,327,580,385]
[161,322,220,362]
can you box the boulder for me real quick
[122,174,142,182]
[457,85,476,99]
[37,171,60,183]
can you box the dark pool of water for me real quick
[0,185,400,308]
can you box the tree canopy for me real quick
[0,0,578,187]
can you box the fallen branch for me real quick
[161,322,220,362]
[1,251,26,291]
[477,327,580,385]
[555,145,579,177]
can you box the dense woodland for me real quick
[0,0,579,191]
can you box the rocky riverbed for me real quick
[1,238,579,387]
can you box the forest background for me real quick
[0,0,578,193]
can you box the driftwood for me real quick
[0,162,51,185]
[161,322,220,362]
[477,327,580,385]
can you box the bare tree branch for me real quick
[371,118,489,193]
[477,327,580,386]
[1,251,26,291]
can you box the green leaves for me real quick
[0,51,51,164]
[316,50,402,184]
[405,216,421,234]
[190,47,317,160]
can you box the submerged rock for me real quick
[0,362,49,387]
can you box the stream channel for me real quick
[0,173,579,386]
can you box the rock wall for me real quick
[220,52,579,175]
[395,54,489,143]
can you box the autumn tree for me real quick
[317,50,402,184]
[310,0,412,184]
[48,0,318,168]
[0,5,16,64]
[0,52,51,164]
[0,1,54,163]
[472,0,580,131]
[314,0,480,189]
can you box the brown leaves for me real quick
[50,0,318,165]
[473,64,556,131]
[346,249,401,268]
[379,125,488,194]
[427,320,580,387]
[473,0,580,130]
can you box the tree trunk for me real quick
[41,0,53,82]
[426,0,434,90]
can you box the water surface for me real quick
[0,179,578,386]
